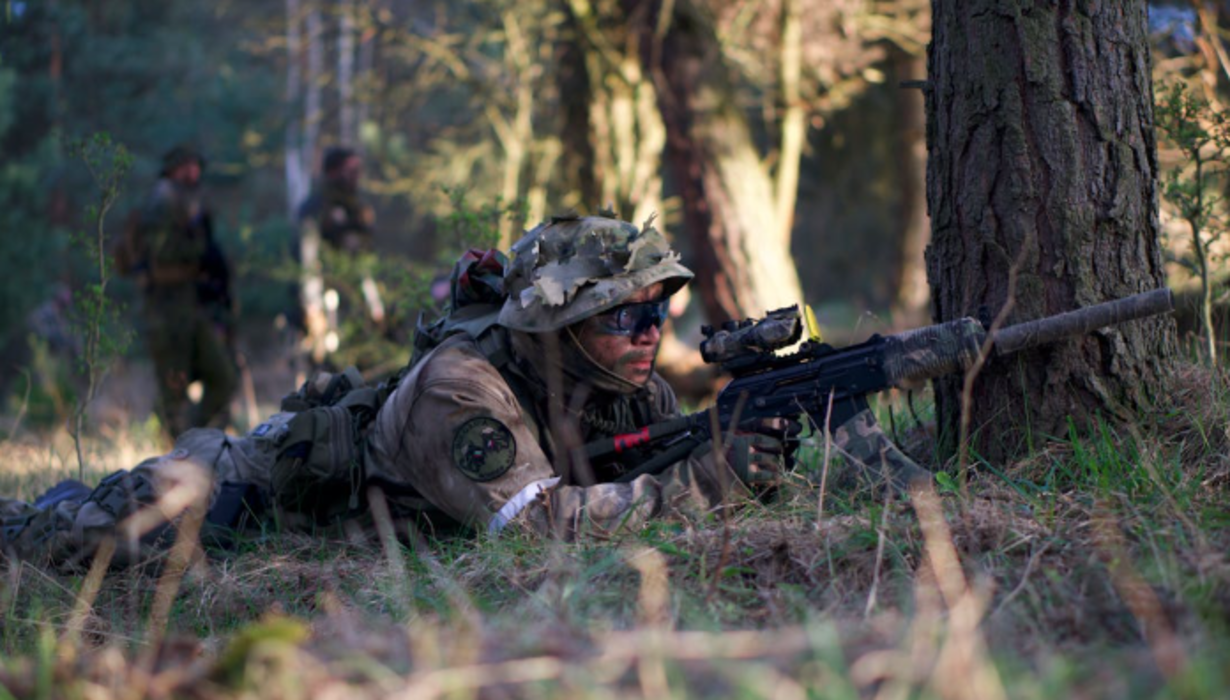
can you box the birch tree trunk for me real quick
[926,0,1176,461]
[338,0,356,146]
[652,0,806,322]
[285,0,309,217]
[302,5,323,176]
[356,6,374,154]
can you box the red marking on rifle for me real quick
[613,427,651,453]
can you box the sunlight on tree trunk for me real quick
[488,10,535,251]
[566,0,665,225]
[891,48,929,326]
[655,0,805,321]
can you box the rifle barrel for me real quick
[992,288,1173,355]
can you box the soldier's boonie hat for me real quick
[323,146,358,173]
[498,212,694,332]
[160,145,206,176]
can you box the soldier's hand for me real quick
[738,416,803,469]
[726,432,786,487]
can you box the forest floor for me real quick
[0,362,1228,699]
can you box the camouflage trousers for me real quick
[0,415,291,569]
[829,408,932,491]
[144,291,238,436]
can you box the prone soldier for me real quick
[0,213,925,566]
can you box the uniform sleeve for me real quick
[365,340,750,539]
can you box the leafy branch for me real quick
[1156,82,1230,365]
[67,133,134,478]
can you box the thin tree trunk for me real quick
[338,0,356,146]
[557,12,600,209]
[926,0,1176,461]
[356,3,375,155]
[488,10,534,250]
[302,4,323,179]
[652,0,805,322]
[891,48,929,325]
[285,0,307,217]
[566,0,665,224]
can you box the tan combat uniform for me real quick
[366,332,748,539]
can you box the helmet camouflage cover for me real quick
[498,212,694,332]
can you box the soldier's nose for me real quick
[631,324,661,346]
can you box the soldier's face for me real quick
[172,161,201,188]
[573,283,667,386]
[334,155,363,191]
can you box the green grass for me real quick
[1,367,1229,698]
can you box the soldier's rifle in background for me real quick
[580,288,1175,481]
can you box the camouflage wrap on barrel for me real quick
[882,318,986,388]
[991,288,1173,355]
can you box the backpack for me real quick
[406,248,510,369]
[269,249,510,521]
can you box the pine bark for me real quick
[926,0,1176,461]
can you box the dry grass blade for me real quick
[61,535,117,659]
[629,547,671,699]
[863,448,894,619]
[816,388,836,527]
[1091,501,1188,679]
[136,470,210,695]
[910,485,1006,700]
[956,230,1031,495]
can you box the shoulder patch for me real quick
[451,417,517,482]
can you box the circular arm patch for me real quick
[451,417,517,482]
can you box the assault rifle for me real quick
[579,288,1175,482]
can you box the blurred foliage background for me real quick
[0,0,1222,430]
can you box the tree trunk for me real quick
[652,0,805,322]
[489,10,534,250]
[926,0,1176,461]
[891,48,930,327]
[564,0,665,226]
[303,4,323,178]
[338,0,356,146]
[556,13,600,210]
[284,0,308,217]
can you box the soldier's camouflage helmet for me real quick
[498,212,694,332]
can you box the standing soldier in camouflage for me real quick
[131,146,237,437]
[0,213,927,565]
[295,146,383,368]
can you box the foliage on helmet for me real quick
[498,212,693,332]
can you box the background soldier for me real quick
[295,146,384,369]
[0,214,927,565]
[132,145,237,437]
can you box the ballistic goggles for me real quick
[595,299,670,336]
